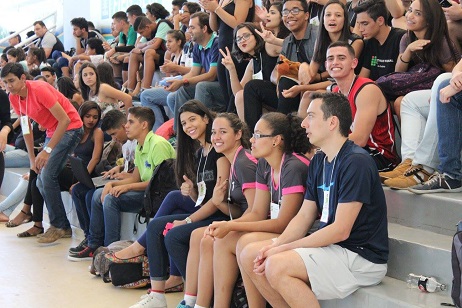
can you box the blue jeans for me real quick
[51,50,68,78]
[71,183,95,237]
[4,145,30,168]
[172,81,226,131]
[0,177,28,216]
[437,78,462,180]
[88,188,145,248]
[147,211,228,280]
[137,190,197,277]
[140,87,170,132]
[37,127,83,229]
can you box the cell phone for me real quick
[440,0,452,8]
[163,222,174,236]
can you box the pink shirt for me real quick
[10,80,82,137]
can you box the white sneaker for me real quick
[129,292,167,308]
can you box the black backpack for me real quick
[452,220,462,307]
[138,159,177,223]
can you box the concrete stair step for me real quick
[387,223,453,292]
[320,276,453,308]
[385,187,462,236]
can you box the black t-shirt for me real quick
[304,140,389,264]
[195,146,224,204]
[361,27,405,81]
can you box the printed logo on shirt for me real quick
[202,170,215,182]
[371,56,377,67]
[144,161,152,169]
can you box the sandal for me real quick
[6,210,32,228]
[165,282,184,293]
[17,225,44,238]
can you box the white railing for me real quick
[0,11,57,49]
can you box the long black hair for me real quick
[313,0,352,64]
[57,76,81,100]
[232,23,266,62]
[175,100,215,187]
[79,62,100,101]
[215,113,251,149]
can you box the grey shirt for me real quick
[281,23,318,64]
[37,31,57,49]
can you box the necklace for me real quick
[339,75,356,98]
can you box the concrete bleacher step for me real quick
[387,223,453,292]
[385,187,462,236]
[319,276,453,308]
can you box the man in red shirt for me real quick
[2,63,83,243]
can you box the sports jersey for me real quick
[228,146,257,212]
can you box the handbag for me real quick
[376,63,443,101]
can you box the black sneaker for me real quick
[408,172,462,194]
[67,246,95,262]
[69,238,88,255]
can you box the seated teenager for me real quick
[238,92,388,308]
[180,112,312,308]
[68,107,175,260]
[297,0,363,118]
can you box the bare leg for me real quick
[184,227,206,296]
[266,250,319,308]
[62,66,70,78]
[122,56,130,83]
[114,241,145,259]
[142,49,158,89]
[8,204,32,226]
[213,231,243,307]
[235,90,245,121]
[127,52,143,90]
[165,275,183,289]
[237,232,279,308]
[196,231,215,307]
[448,20,462,54]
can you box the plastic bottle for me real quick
[407,273,447,292]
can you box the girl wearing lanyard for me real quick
[218,112,313,308]
[177,113,257,308]
[219,22,279,124]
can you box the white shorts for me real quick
[293,245,387,300]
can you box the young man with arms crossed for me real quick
[239,92,388,307]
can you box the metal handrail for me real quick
[0,11,57,48]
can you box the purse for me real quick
[375,63,443,101]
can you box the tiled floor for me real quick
[0,209,183,308]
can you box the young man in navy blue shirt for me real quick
[240,92,389,307]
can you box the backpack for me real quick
[375,63,443,101]
[452,220,462,307]
[90,240,134,283]
[107,253,150,289]
[138,159,178,223]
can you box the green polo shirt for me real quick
[135,131,175,182]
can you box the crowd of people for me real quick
[0,0,462,307]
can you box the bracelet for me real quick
[400,55,410,64]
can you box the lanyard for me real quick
[270,153,285,205]
[322,155,337,192]
[18,89,28,117]
[196,144,212,183]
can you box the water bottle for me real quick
[407,273,447,292]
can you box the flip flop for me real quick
[165,282,184,293]
[17,226,44,238]
[6,210,32,228]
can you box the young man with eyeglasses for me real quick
[242,0,318,131]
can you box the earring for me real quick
[272,143,276,147]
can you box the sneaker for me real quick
[379,158,412,183]
[69,237,88,254]
[37,226,68,243]
[37,226,72,239]
[408,172,462,194]
[176,300,192,308]
[67,246,96,262]
[383,164,431,189]
[129,292,167,308]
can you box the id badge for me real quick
[252,70,263,80]
[185,57,193,68]
[195,180,206,207]
[20,116,30,135]
[320,190,330,223]
[270,201,280,219]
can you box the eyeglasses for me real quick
[252,133,275,139]
[281,8,305,16]
[235,32,252,44]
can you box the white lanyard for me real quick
[18,89,31,135]
[196,144,212,183]
[320,155,337,223]
[269,154,284,219]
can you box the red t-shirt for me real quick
[10,80,82,137]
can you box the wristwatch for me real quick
[44,146,53,154]
[184,216,192,224]
[183,78,190,86]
